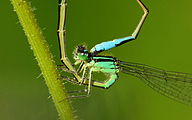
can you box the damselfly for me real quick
[57,0,192,106]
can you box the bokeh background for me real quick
[1,0,192,119]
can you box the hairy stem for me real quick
[10,0,75,119]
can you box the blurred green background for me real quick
[1,0,192,119]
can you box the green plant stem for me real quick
[10,0,75,119]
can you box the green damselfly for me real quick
[57,0,192,106]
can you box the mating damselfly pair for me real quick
[57,0,192,106]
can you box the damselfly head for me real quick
[73,45,89,61]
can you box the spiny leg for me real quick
[58,75,89,102]
[57,64,90,97]
[57,65,80,84]
[57,66,76,74]
[57,61,86,75]
[58,76,78,85]
[86,68,93,96]
[80,66,88,85]
[62,69,93,99]
[90,0,149,54]
[57,63,87,84]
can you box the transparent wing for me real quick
[119,61,192,106]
